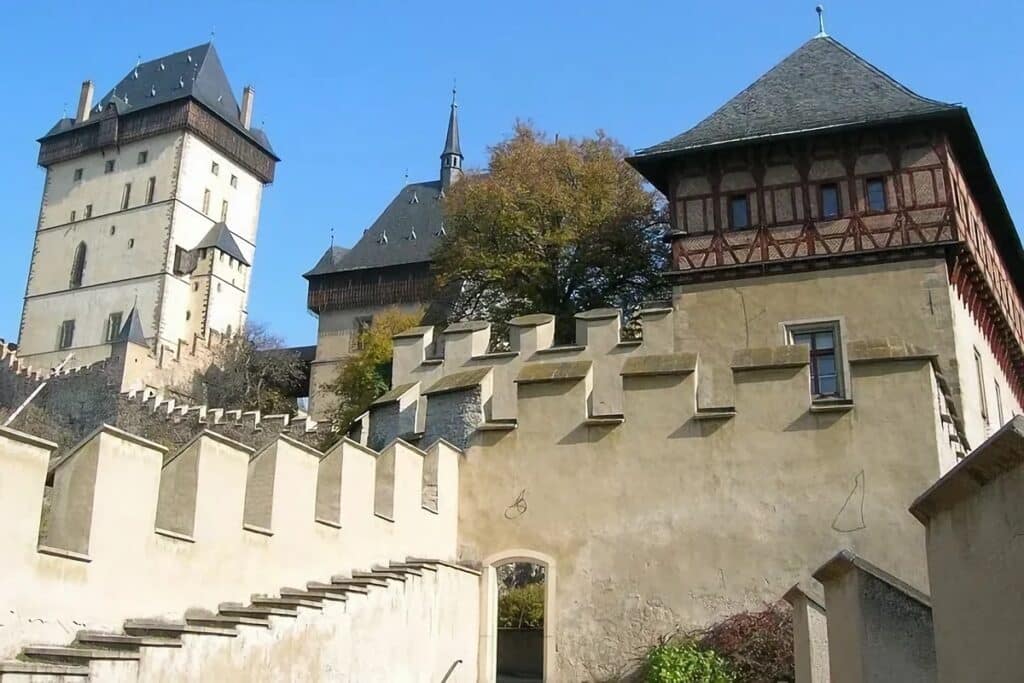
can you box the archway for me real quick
[479,550,556,683]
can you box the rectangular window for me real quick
[728,194,750,229]
[121,182,132,210]
[211,161,219,176]
[104,159,116,174]
[73,168,83,182]
[105,312,123,342]
[69,210,76,222]
[820,183,841,219]
[145,176,156,204]
[230,174,238,188]
[202,189,211,214]
[789,322,843,399]
[995,380,1005,426]
[352,316,373,351]
[220,200,229,221]
[58,320,75,350]
[84,204,93,219]
[137,150,148,165]
[975,348,989,424]
[866,177,887,212]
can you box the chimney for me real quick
[76,80,94,123]
[240,85,255,130]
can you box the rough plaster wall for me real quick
[422,388,483,450]
[368,402,402,451]
[859,573,936,682]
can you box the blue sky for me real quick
[1,1,1021,346]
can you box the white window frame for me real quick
[781,317,850,401]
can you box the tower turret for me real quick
[440,88,463,189]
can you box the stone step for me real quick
[218,603,298,619]
[390,561,438,572]
[76,630,181,649]
[250,595,324,611]
[185,614,270,629]
[0,660,89,680]
[280,587,345,603]
[21,645,140,665]
[307,581,369,595]
[374,564,422,576]
[330,575,390,588]
[124,619,236,639]
[352,570,407,582]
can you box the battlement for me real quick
[0,422,460,658]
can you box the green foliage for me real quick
[498,582,544,629]
[435,122,668,341]
[645,642,734,683]
[695,603,794,682]
[324,308,423,434]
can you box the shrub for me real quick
[498,582,544,629]
[645,641,734,683]
[695,604,793,682]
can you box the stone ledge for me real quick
[392,326,434,340]
[621,352,697,377]
[37,544,92,563]
[574,308,620,321]
[242,523,273,537]
[810,398,855,413]
[155,528,195,543]
[694,407,736,421]
[371,382,418,406]
[443,320,490,334]
[508,313,555,327]
[847,338,937,363]
[0,661,89,676]
[516,360,591,384]
[586,414,624,426]
[423,367,491,396]
[536,345,585,355]
[731,345,809,371]
[812,549,931,607]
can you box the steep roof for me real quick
[40,43,274,157]
[196,222,250,266]
[303,246,350,277]
[305,181,446,277]
[115,306,147,346]
[442,100,462,158]
[632,35,957,162]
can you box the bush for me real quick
[645,641,734,683]
[498,582,544,629]
[695,604,793,682]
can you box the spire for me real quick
[440,84,464,189]
[815,5,828,38]
[115,305,148,347]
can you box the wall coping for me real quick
[846,338,938,364]
[51,423,168,474]
[423,367,491,396]
[731,345,809,371]
[812,549,931,607]
[0,426,58,452]
[371,382,418,406]
[393,325,434,340]
[621,352,697,377]
[162,429,255,468]
[507,313,554,327]
[910,415,1024,523]
[443,321,490,334]
[782,580,826,610]
[515,360,591,385]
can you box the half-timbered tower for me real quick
[303,94,463,418]
[629,31,1023,452]
[19,43,277,370]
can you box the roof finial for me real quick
[403,168,409,185]
[330,226,334,247]
[815,5,828,38]
[210,29,216,44]
[451,78,457,108]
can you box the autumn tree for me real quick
[324,308,423,434]
[435,122,667,340]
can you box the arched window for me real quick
[69,242,87,289]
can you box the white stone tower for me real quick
[19,43,277,370]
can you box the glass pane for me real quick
[814,331,834,349]
[730,197,749,229]
[818,375,838,395]
[792,332,812,346]
[816,355,836,377]
[867,180,886,211]
[821,185,839,218]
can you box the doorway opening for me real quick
[496,561,545,683]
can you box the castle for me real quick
[0,19,1022,683]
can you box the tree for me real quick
[324,308,423,434]
[434,122,667,341]
[197,323,306,415]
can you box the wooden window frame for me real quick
[57,320,75,350]
[865,176,887,213]
[728,194,751,230]
[786,320,846,400]
[105,312,123,342]
[819,182,842,220]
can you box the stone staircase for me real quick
[2,559,477,682]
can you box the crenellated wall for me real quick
[0,422,463,661]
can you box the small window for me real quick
[193,282,199,291]
[220,200,229,222]
[185,311,192,321]
[73,168,83,182]
[69,241,87,289]
[820,183,841,219]
[202,189,211,214]
[84,204,93,219]
[58,320,75,350]
[352,316,373,351]
[230,174,238,188]
[137,150,148,165]
[109,225,116,235]
[121,182,132,210]
[145,176,156,204]
[217,282,222,292]
[728,194,750,229]
[128,238,134,248]
[975,348,989,424]
[69,210,76,222]
[105,312,123,342]
[994,379,1005,426]
[866,177,887,212]
[789,322,843,399]
[104,159,116,174]
[211,161,219,176]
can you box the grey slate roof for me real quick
[303,246,351,277]
[305,181,446,277]
[115,306,147,346]
[632,36,957,159]
[442,102,462,158]
[41,43,275,157]
[196,222,250,266]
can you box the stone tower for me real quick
[19,43,277,370]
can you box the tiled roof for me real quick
[40,43,274,157]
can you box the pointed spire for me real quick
[115,306,148,346]
[815,5,828,38]
[440,83,464,189]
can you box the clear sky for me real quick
[1,1,1021,346]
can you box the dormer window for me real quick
[728,194,750,230]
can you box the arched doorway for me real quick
[479,550,556,683]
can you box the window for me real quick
[121,182,132,210]
[73,168,83,182]
[193,282,199,291]
[84,204,93,219]
[220,200,229,221]
[866,177,887,212]
[352,316,373,351]
[185,311,191,321]
[789,322,843,399]
[230,174,238,188]
[109,225,116,235]
[145,176,156,204]
[995,380,1005,426]
[69,210,76,222]
[216,282,222,292]
[137,150,148,165]
[127,238,135,248]
[211,161,219,176]
[69,241,87,288]
[105,312,123,342]
[820,183,841,219]
[202,189,211,214]
[728,194,750,229]
[104,159,116,174]
[975,348,989,424]
[57,320,75,350]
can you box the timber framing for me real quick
[38,99,277,183]
[306,263,434,313]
